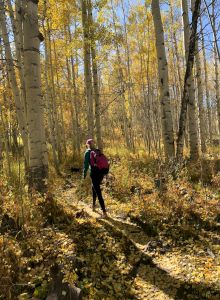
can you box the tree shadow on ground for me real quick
[126,211,220,250]
[98,217,220,300]
[104,217,151,246]
[41,197,220,300]
[40,197,138,299]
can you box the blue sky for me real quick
[114,0,220,60]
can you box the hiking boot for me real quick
[103,212,108,218]
[96,212,108,219]
[92,205,96,212]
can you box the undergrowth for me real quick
[0,148,220,299]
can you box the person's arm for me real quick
[83,150,90,178]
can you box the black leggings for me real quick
[91,172,106,213]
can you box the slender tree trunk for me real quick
[23,0,48,192]
[120,0,135,151]
[152,0,175,158]
[182,0,199,160]
[53,39,67,156]
[42,24,60,173]
[177,0,201,158]
[47,27,62,163]
[68,24,81,154]
[0,0,29,165]
[169,1,183,135]
[7,0,26,111]
[66,55,78,155]
[87,0,102,149]
[200,17,212,144]
[1,90,12,177]
[81,0,94,138]
[204,0,220,63]
[214,45,220,142]
[195,41,206,153]
[212,1,220,142]
[110,0,133,150]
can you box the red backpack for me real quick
[90,149,109,174]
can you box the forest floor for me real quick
[0,154,220,299]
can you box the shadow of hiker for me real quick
[98,217,220,300]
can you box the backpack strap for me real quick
[90,150,97,167]
[90,149,101,167]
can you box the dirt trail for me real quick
[56,181,220,300]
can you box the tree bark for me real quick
[0,0,29,165]
[42,21,60,174]
[110,0,133,150]
[200,16,212,144]
[23,0,48,192]
[151,0,175,158]
[176,0,201,158]
[181,0,199,160]
[87,0,103,149]
[47,26,62,163]
[212,1,220,142]
[195,41,206,153]
[81,0,94,138]
[68,23,81,154]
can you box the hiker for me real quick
[83,139,109,217]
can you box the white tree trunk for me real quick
[214,43,220,142]
[67,24,81,154]
[87,0,103,149]
[0,0,29,164]
[182,0,199,160]
[42,23,60,173]
[200,17,212,143]
[47,26,62,163]
[152,0,175,158]
[23,0,48,191]
[81,0,94,138]
[110,0,133,150]
[195,42,206,153]
[212,1,220,142]
[176,0,201,158]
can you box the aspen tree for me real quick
[0,0,29,164]
[65,54,77,155]
[151,0,175,158]
[200,17,212,143]
[0,107,11,177]
[87,0,103,149]
[204,0,220,63]
[7,0,26,111]
[42,22,60,173]
[0,69,12,177]
[169,0,183,132]
[214,44,220,141]
[67,23,81,154]
[181,0,199,160]
[195,40,206,153]
[81,0,94,138]
[177,0,201,158]
[23,0,48,191]
[53,39,67,156]
[47,26,63,163]
[212,1,220,141]
[110,0,133,150]
[136,20,154,154]
[120,0,135,151]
